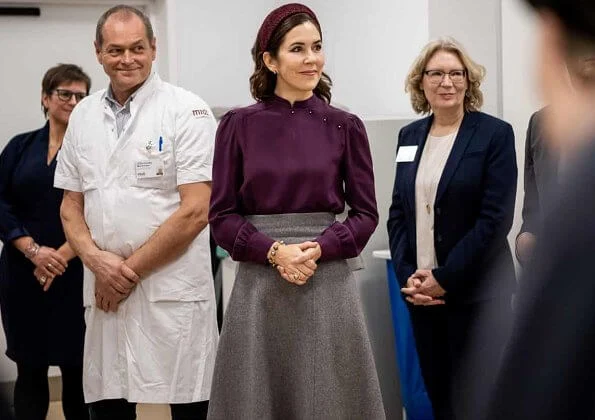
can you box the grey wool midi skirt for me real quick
[207,213,385,420]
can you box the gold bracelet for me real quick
[267,241,285,268]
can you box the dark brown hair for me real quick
[250,12,332,103]
[41,64,91,117]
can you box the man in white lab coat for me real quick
[54,5,218,419]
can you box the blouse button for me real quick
[308,110,313,115]
[337,125,342,129]
[323,117,327,123]
[290,110,295,114]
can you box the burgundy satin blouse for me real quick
[209,94,378,264]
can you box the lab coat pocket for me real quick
[143,269,209,302]
[133,175,167,190]
[132,147,175,189]
[143,241,213,303]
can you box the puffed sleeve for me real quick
[315,115,379,261]
[0,135,30,243]
[209,111,275,264]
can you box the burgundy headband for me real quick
[257,3,320,52]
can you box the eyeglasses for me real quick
[53,89,87,103]
[423,69,467,84]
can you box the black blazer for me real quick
[518,108,559,235]
[387,111,517,303]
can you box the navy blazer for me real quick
[387,111,517,303]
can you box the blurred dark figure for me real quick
[515,108,557,265]
[517,63,594,265]
[0,390,15,419]
[486,1,595,419]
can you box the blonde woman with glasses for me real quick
[387,38,517,420]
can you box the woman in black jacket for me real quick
[0,64,90,420]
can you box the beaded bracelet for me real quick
[24,240,40,260]
[267,241,285,268]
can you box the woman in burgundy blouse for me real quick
[207,3,385,419]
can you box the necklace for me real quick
[419,131,458,215]
[48,130,64,150]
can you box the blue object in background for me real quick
[215,245,229,260]
[385,261,434,420]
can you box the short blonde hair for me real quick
[405,37,486,114]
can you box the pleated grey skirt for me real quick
[207,213,386,420]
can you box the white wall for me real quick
[173,0,273,109]
[309,0,428,119]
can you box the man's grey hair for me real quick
[95,5,154,48]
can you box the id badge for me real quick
[396,145,418,162]
[135,158,164,179]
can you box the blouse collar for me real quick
[270,93,321,109]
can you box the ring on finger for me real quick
[39,275,47,285]
[293,273,300,281]
[47,263,53,269]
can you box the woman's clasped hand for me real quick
[269,241,322,285]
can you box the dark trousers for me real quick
[89,398,209,420]
[408,296,512,420]
[14,363,88,420]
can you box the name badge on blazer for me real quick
[395,145,418,162]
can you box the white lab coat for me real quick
[54,73,218,403]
